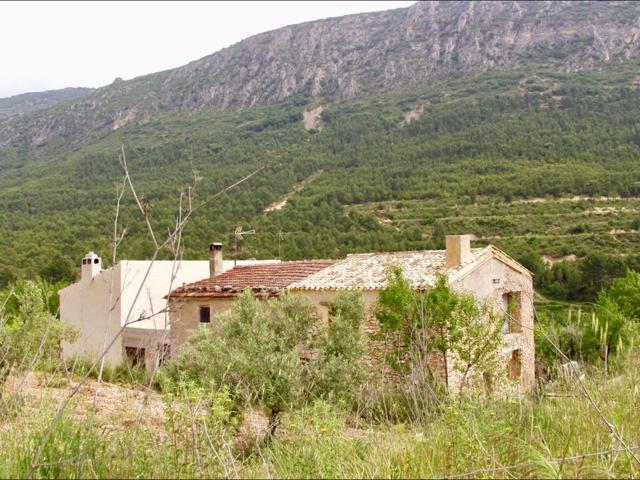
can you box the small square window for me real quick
[199,306,211,323]
[125,346,146,368]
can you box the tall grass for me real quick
[247,359,640,478]
[1,355,638,478]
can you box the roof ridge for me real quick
[227,259,334,268]
[348,248,447,257]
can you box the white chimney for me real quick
[209,242,224,277]
[80,251,102,282]
[445,235,472,269]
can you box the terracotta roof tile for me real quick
[169,260,335,298]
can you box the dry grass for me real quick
[2,372,166,435]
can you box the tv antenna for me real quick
[234,226,255,266]
[277,229,301,260]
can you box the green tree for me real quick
[589,270,640,373]
[0,281,77,383]
[580,254,627,300]
[171,290,368,431]
[376,270,504,392]
[309,291,368,402]
[38,254,77,284]
[0,268,16,289]
[603,270,640,320]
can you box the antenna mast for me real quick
[234,226,255,266]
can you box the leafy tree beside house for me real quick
[603,270,640,321]
[375,269,504,392]
[169,290,368,435]
[0,281,77,385]
[589,270,640,373]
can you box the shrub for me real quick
[375,270,504,393]
[0,281,77,383]
[308,292,368,403]
[169,290,368,426]
[535,271,640,374]
[602,270,640,320]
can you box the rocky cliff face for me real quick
[1,1,639,149]
[0,87,94,120]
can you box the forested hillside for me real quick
[0,1,639,302]
[1,63,639,298]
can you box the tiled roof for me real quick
[168,260,335,298]
[289,247,492,291]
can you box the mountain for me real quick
[1,1,639,151]
[0,87,93,121]
[0,1,639,302]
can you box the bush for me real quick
[602,270,640,320]
[169,290,368,426]
[0,281,77,383]
[308,292,368,403]
[375,270,504,393]
[535,270,640,374]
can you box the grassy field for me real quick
[1,355,638,479]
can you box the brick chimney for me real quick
[445,235,471,269]
[209,242,224,277]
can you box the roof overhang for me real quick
[447,245,534,284]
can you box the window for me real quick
[508,349,522,381]
[199,306,211,324]
[125,346,146,369]
[319,301,337,328]
[501,292,522,334]
[158,343,171,367]
[501,293,511,334]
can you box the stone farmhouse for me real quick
[59,246,278,370]
[168,259,336,351]
[167,235,535,391]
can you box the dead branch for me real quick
[25,145,265,479]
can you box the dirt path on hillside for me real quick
[512,195,628,204]
[263,170,323,213]
[303,106,324,130]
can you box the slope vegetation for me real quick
[1,64,639,284]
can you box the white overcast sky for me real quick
[0,1,414,98]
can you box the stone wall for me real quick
[168,256,535,393]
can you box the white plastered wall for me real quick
[60,265,123,366]
[61,258,276,369]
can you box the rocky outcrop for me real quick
[0,87,93,120]
[1,1,639,150]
